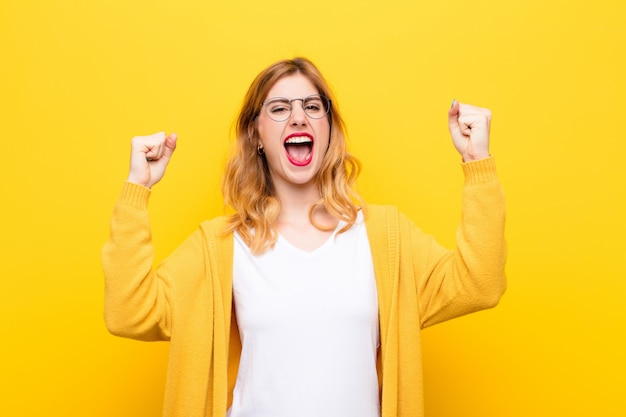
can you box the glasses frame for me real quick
[261,94,331,122]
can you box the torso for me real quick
[228,212,381,417]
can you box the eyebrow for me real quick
[266,95,321,102]
[265,98,291,105]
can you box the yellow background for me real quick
[1,0,624,415]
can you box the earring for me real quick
[257,144,265,156]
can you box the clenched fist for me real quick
[448,101,491,162]
[127,132,178,189]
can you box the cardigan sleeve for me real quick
[101,182,207,341]
[405,157,507,328]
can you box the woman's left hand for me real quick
[448,100,492,162]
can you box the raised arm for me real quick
[102,132,179,340]
[416,101,506,327]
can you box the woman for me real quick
[103,57,506,417]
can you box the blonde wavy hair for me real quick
[222,57,364,254]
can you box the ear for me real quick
[247,123,256,142]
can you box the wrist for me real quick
[462,151,491,163]
[119,181,151,208]
[461,156,497,184]
[127,173,152,189]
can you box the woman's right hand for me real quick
[127,132,178,189]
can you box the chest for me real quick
[232,222,378,332]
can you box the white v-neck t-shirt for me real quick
[228,213,380,417]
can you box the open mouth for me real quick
[284,134,313,166]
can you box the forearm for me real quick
[417,157,507,327]
[457,156,507,303]
[102,182,171,341]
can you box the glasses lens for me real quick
[265,98,292,122]
[303,95,330,119]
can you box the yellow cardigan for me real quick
[103,157,506,417]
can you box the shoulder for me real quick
[193,216,235,266]
[364,204,413,226]
[364,204,396,221]
[364,205,398,242]
[364,204,421,240]
[197,215,234,244]
[199,215,230,231]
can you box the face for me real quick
[256,73,331,191]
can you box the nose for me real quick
[289,99,308,125]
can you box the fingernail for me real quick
[450,99,456,108]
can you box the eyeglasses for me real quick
[261,94,331,122]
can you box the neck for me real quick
[274,181,319,222]
[271,177,337,230]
